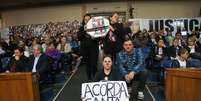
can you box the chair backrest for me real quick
[188,59,201,67]
[159,59,173,69]
[1,57,10,71]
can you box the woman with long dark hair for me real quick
[93,55,118,82]
[77,14,99,81]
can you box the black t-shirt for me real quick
[93,68,118,82]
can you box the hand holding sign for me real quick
[109,25,115,31]
[128,71,135,80]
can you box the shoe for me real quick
[127,87,132,94]
[137,91,144,100]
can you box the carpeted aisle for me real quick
[53,64,159,101]
[55,64,87,101]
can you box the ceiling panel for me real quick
[0,0,197,11]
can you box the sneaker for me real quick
[137,91,144,100]
[127,87,132,94]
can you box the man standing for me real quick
[116,39,147,100]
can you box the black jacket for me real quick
[28,54,50,82]
[172,59,192,68]
[77,26,99,53]
[93,68,118,82]
[103,23,125,54]
[7,55,29,72]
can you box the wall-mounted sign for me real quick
[129,18,201,34]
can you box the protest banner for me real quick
[129,17,201,35]
[81,81,129,101]
[86,16,110,38]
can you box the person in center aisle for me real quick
[77,14,99,81]
[103,13,125,60]
[116,39,147,100]
[93,55,118,82]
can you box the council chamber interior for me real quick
[0,0,201,101]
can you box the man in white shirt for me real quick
[172,48,189,68]
[28,44,51,101]
[28,44,50,83]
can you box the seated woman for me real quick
[149,38,168,68]
[45,42,61,72]
[93,55,118,82]
[184,36,201,60]
[166,38,182,59]
[7,47,29,72]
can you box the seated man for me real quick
[28,44,50,85]
[116,39,147,100]
[172,48,201,68]
[28,44,51,101]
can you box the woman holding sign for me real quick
[93,55,118,82]
[77,14,99,81]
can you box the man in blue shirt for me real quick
[116,39,147,100]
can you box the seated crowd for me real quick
[0,21,82,100]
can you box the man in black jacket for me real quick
[28,44,50,84]
[28,44,51,101]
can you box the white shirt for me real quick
[158,48,163,55]
[178,40,182,46]
[32,55,41,72]
[189,46,195,53]
[176,57,186,68]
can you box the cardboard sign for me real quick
[81,81,129,101]
[86,16,110,38]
